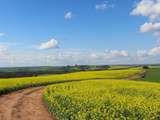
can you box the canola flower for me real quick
[0,67,143,94]
[44,80,160,120]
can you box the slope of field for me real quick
[0,67,143,95]
[143,68,160,83]
[44,80,160,120]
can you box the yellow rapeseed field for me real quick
[44,80,160,120]
[0,67,143,94]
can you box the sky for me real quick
[0,0,160,67]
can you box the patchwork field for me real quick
[0,66,160,120]
[0,67,143,95]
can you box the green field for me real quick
[108,65,132,70]
[143,68,160,83]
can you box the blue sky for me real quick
[0,0,160,67]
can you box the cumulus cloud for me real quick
[131,0,160,44]
[0,48,131,67]
[64,11,73,20]
[1,47,160,67]
[137,47,160,58]
[0,42,158,67]
[140,22,160,32]
[39,38,59,50]
[130,0,160,21]
[109,50,129,57]
[89,50,129,63]
[149,46,160,56]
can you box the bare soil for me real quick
[0,87,55,120]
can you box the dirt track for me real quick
[0,87,55,120]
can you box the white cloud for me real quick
[96,3,107,10]
[153,31,160,37]
[1,46,160,67]
[137,50,149,57]
[0,44,9,62]
[0,33,5,37]
[64,11,73,20]
[90,53,99,59]
[131,0,160,43]
[0,48,131,67]
[109,50,129,57]
[130,0,160,21]
[39,38,59,50]
[88,50,130,65]
[149,46,160,56]
[89,50,129,63]
[135,47,160,63]
[0,44,7,53]
[137,47,160,57]
[140,22,160,32]
[95,1,114,11]
[153,31,160,43]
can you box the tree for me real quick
[143,65,149,69]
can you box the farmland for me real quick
[0,67,143,95]
[0,66,160,120]
[142,68,160,83]
[44,80,160,120]
[0,65,110,78]
[1,0,160,119]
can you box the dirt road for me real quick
[0,87,55,120]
